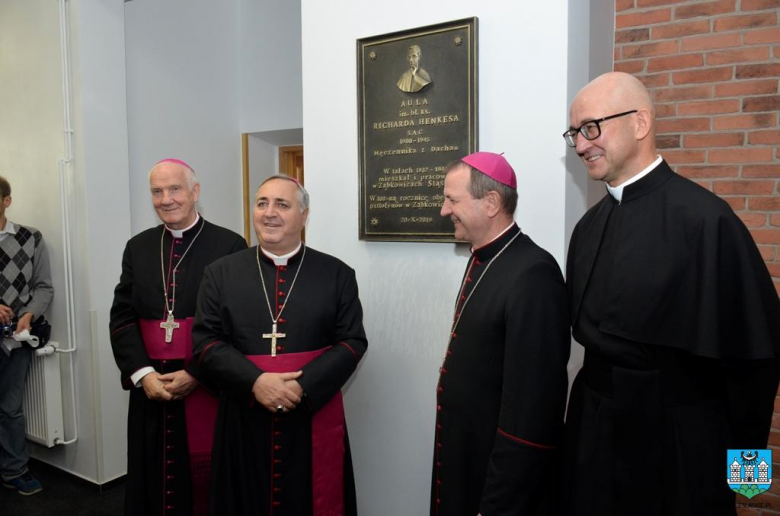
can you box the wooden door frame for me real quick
[278,145,304,182]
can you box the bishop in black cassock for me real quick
[563,72,780,516]
[193,175,367,516]
[110,160,246,516]
[434,153,570,516]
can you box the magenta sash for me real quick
[248,348,346,516]
[139,318,218,516]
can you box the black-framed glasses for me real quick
[562,110,638,147]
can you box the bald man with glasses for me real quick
[561,72,780,516]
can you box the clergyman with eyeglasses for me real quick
[561,71,780,515]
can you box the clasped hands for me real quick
[141,370,198,401]
[252,371,304,414]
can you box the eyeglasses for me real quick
[562,110,638,147]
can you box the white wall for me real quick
[239,0,304,248]
[301,1,584,514]
[0,0,72,463]
[585,0,616,209]
[68,0,133,483]
[564,0,615,385]
[247,134,276,245]
[0,0,133,483]
[239,0,303,133]
[0,3,65,335]
[124,0,243,236]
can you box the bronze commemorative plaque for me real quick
[357,18,478,242]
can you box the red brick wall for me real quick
[614,0,780,296]
[613,1,779,514]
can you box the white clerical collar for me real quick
[471,221,517,253]
[607,155,663,203]
[261,242,303,266]
[165,213,200,238]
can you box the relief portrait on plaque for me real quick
[397,45,432,93]
[357,18,478,242]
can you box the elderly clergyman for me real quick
[110,159,246,515]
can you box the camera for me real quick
[2,322,16,338]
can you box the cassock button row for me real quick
[437,442,442,449]
[274,473,282,479]
[436,424,442,430]
[277,346,284,352]
[440,367,447,374]
[166,445,174,450]
[274,487,281,493]
[466,277,473,283]
[166,460,175,465]
[437,386,443,393]
[279,278,286,284]
[274,445,281,451]
[437,405,442,412]
[279,266,287,271]
[274,459,282,464]
[274,417,281,423]
[274,431,281,436]
[173,254,181,258]
[167,414,174,419]
[166,475,174,480]
[279,317,286,323]
[167,490,175,495]
[278,291,286,297]
[446,349,452,356]
[167,505,175,510]
[273,502,281,507]
[459,295,466,301]
[167,429,175,434]
[436,462,442,467]
[450,333,456,339]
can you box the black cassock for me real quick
[110,217,246,516]
[432,224,571,516]
[564,161,780,516]
[193,245,367,516]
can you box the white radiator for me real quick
[22,341,65,447]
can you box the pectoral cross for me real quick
[263,323,286,357]
[160,312,180,343]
